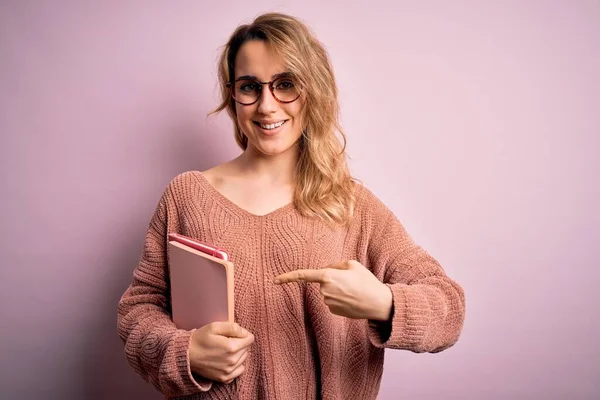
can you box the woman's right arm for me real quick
[117,184,213,396]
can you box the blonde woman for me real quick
[118,12,466,400]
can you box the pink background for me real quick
[1,1,598,399]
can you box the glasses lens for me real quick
[272,77,300,102]
[233,79,260,104]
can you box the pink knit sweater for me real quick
[117,171,465,399]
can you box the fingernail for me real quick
[273,278,280,284]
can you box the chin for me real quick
[251,139,301,157]
[256,144,296,157]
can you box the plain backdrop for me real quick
[1,1,599,399]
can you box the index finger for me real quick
[274,269,326,284]
[216,333,254,354]
[228,333,255,351]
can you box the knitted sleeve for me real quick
[117,177,212,395]
[364,196,466,353]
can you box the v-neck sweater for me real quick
[117,171,465,399]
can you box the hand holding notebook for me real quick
[189,320,255,384]
[167,233,253,384]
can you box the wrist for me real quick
[371,284,393,321]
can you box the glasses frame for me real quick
[226,76,301,106]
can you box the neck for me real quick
[234,144,300,185]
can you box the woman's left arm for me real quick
[275,206,465,354]
[363,210,466,353]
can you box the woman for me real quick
[118,12,465,400]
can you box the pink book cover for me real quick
[168,240,235,331]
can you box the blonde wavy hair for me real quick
[212,13,355,225]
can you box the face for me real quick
[233,40,304,157]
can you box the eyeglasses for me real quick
[226,74,301,105]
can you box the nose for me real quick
[257,85,278,115]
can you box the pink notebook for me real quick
[168,240,235,331]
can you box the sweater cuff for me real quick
[367,283,426,350]
[175,329,213,392]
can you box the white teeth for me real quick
[259,121,285,130]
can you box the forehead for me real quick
[234,40,286,79]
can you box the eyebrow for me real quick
[234,72,293,82]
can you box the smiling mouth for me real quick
[253,120,288,130]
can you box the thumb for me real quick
[211,321,249,338]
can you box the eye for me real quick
[275,79,295,91]
[239,82,259,92]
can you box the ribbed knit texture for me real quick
[117,171,465,399]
